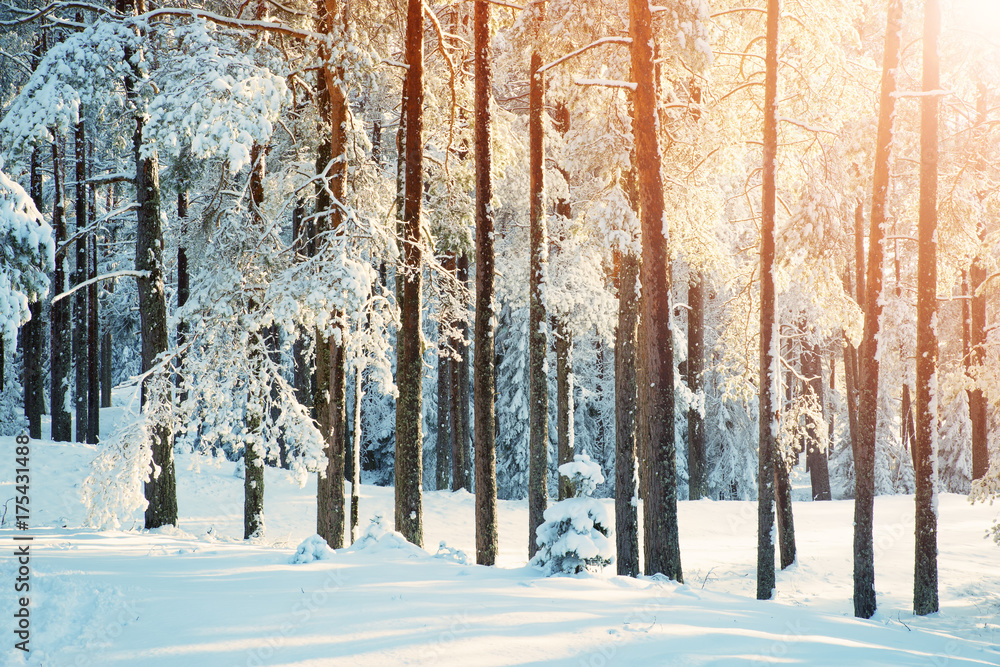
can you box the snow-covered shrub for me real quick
[290,534,337,564]
[531,454,613,575]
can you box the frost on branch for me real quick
[0,158,54,351]
[0,21,142,155]
[142,20,288,172]
[531,454,613,575]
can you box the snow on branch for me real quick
[538,37,632,74]
[891,89,954,99]
[51,270,150,305]
[574,78,637,91]
[777,116,838,136]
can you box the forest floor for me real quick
[1,391,999,666]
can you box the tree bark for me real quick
[473,0,498,565]
[24,146,45,439]
[969,86,989,482]
[74,119,89,443]
[802,340,831,500]
[913,0,940,617]
[351,368,362,542]
[87,223,100,443]
[687,273,706,500]
[555,320,574,500]
[527,47,548,559]
[50,139,71,442]
[854,0,902,620]
[629,0,682,582]
[615,247,640,577]
[395,0,426,547]
[756,0,779,600]
[101,330,112,408]
[437,338,452,491]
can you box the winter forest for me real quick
[1,0,1000,663]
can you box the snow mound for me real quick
[559,453,605,497]
[434,541,471,565]
[289,534,336,564]
[348,514,427,558]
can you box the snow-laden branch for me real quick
[574,78,637,91]
[891,89,954,99]
[0,1,122,26]
[538,37,632,74]
[51,270,150,304]
[778,116,838,136]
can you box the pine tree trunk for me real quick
[473,0,498,565]
[969,86,989,482]
[755,0,780,600]
[87,229,99,443]
[395,0,426,547]
[136,125,176,529]
[436,308,452,490]
[527,48,548,559]
[50,138,72,442]
[351,368,362,542]
[854,0,902,619]
[74,120,89,443]
[458,253,472,489]
[615,248,640,577]
[451,344,467,491]
[629,0,682,582]
[802,340,831,501]
[24,147,44,439]
[101,330,112,408]
[913,0,940,617]
[314,0,350,549]
[555,321,574,500]
[687,273,705,500]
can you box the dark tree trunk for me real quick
[74,120,89,443]
[351,368,362,542]
[774,452,796,569]
[913,0,940,617]
[629,0,682,582]
[436,353,452,490]
[450,346,467,491]
[615,247,640,577]
[802,340,831,501]
[687,272,706,500]
[50,138,72,442]
[136,122,176,529]
[756,0,780,601]
[291,201,312,412]
[555,321,574,500]
[314,0,350,549]
[854,0,902,620]
[101,330,112,408]
[395,0,426,547]
[527,47,548,559]
[458,253,472,489]
[87,228,99,443]
[970,86,989,482]
[473,0,498,565]
[24,147,45,439]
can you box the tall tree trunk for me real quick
[913,0,940,617]
[314,0,350,549]
[555,321,574,500]
[458,253,472,489]
[437,347,452,491]
[101,330,112,408]
[854,0,902,620]
[50,138,71,442]
[756,0,780,601]
[87,223,100,443]
[291,201,312,413]
[175,188,189,435]
[351,368,362,542]
[629,0,682,582]
[473,0,498,565]
[687,272,705,500]
[969,85,989,482]
[395,0,425,547]
[527,47,548,559]
[802,340,831,500]
[615,247,640,577]
[24,147,44,439]
[773,337,796,570]
[135,110,176,529]
[74,119,89,443]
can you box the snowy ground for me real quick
[1,394,999,666]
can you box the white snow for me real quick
[1,393,999,665]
